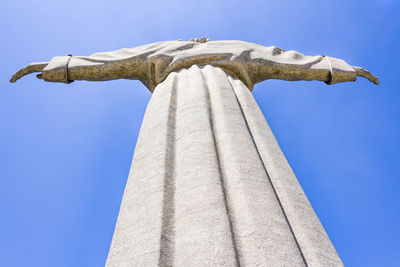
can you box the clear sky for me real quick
[1,0,399,266]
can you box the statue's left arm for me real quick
[246,45,379,86]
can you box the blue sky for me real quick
[1,0,399,266]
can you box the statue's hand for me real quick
[10,62,49,83]
[353,66,379,85]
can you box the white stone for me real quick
[106,65,343,266]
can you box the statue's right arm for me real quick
[10,44,159,88]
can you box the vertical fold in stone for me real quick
[231,78,344,266]
[106,71,179,266]
[158,74,178,266]
[173,66,238,266]
[203,65,305,266]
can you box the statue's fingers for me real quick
[10,62,49,83]
[353,66,379,85]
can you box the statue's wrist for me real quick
[42,56,73,83]
[323,56,357,85]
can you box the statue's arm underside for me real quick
[10,40,378,90]
[238,43,378,87]
[246,54,379,86]
[9,42,162,88]
[10,47,154,88]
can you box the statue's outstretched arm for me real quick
[10,48,152,86]
[247,47,379,86]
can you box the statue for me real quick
[11,38,378,267]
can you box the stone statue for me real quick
[11,39,378,267]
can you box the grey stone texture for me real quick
[11,39,377,266]
[106,65,343,266]
[11,40,378,89]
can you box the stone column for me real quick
[106,65,343,266]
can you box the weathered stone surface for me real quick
[232,76,343,266]
[11,40,378,91]
[106,65,343,266]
